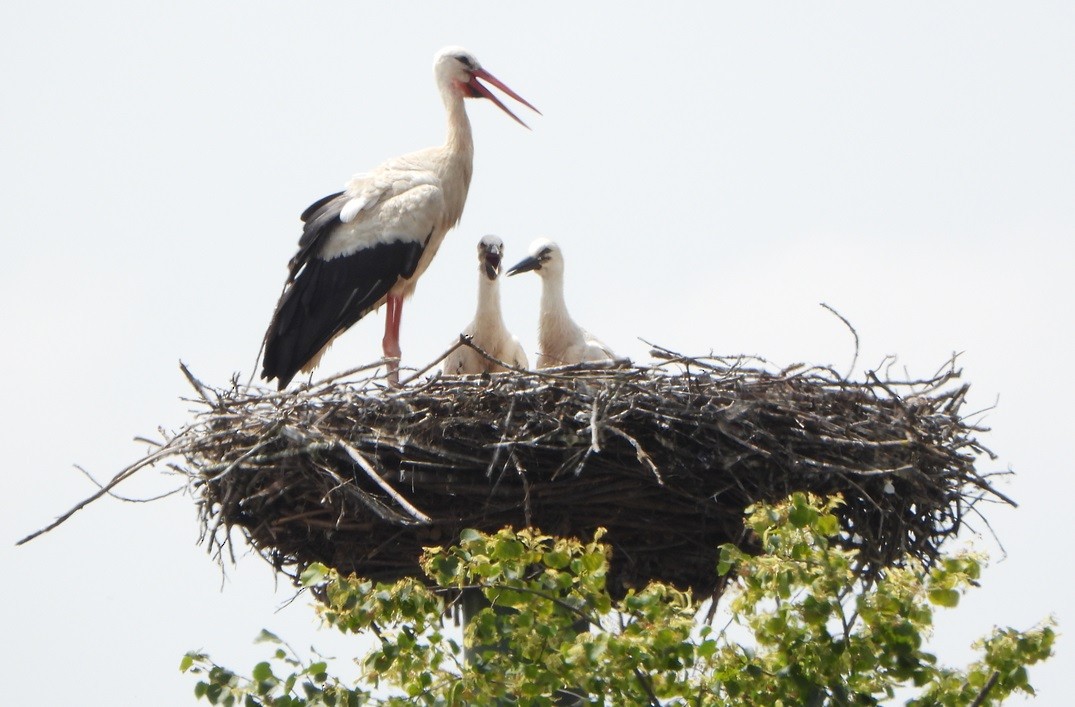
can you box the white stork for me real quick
[260,47,538,389]
[506,238,616,368]
[442,235,528,375]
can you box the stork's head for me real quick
[434,46,541,128]
[506,237,562,279]
[478,234,504,280]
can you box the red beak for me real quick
[467,68,541,129]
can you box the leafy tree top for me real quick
[183,493,1054,706]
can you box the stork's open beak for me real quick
[467,68,541,129]
[482,245,502,280]
[506,255,541,276]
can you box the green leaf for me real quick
[816,513,840,537]
[582,551,605,573]
[300,563,329,586]
[493,538,525,560]
[255,629,282,645]
[717,545,739,576]
[928,588,960,608]
[180,654,195,672]
[788,503,815,528]
[252,661,274,682]
[545,549,571,569]
[459,528,482,543]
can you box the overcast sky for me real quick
[2,2,1073,704]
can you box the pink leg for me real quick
[382,293,403,386]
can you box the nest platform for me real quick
[172,350,1005,600]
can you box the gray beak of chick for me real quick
[506,255,541,277]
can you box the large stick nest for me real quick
[168,347,1007,601]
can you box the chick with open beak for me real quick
[482,237,503,280]
[442,235,529,375]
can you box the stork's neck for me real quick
[475,275,506,329]
[538,271,580,342]
[439,93,475,228]
[444,92,474,154]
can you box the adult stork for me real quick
[260,47,538,389]
[507,238,616,368]
[442,235,528,375]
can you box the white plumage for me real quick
[507,238,616,368]
[442,235,528,375]
[260,46,538,390]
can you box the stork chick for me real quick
[443,236,528,374]
[260,47,539,390]
[507,238,615,368]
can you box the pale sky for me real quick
[2,2,1073,704]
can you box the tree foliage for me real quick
[182,494,1054,705]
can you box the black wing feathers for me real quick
[288,191,347,280]
[300,191,345,223]
[261,215,425,389]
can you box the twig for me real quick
[485,396,518,479]
[17,444,180,545]
[74,465,184,503]
[397,336,469,388]
[180,361,218,406]
[969,670,1000,707]
[605,425,664,486]
[589,397,602,453]
[632,667,662,707]
[336,440,432,524]
[820,302,860,381]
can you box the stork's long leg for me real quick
[382,293,404,386]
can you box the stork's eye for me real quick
[539,248,552,259]
[455,54,474,69]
